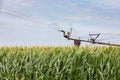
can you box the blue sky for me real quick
[0,0,120,46]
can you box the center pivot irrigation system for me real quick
[59,28,120,47]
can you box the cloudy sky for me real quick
[0,0,120,46]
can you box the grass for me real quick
[0,46,120,80]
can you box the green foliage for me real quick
[0,46,120,80]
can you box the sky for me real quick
[0,0,120,46]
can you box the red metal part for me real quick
[74,40,81,47]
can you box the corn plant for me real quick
[0,46,120,80]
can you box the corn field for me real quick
[0,46,120,80]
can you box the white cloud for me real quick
[0,8,44,25]
[62,15,93,21]
[2,0,35,8]
[68,0,80,8]
[60,0,120,27]
[92,0,120,9]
